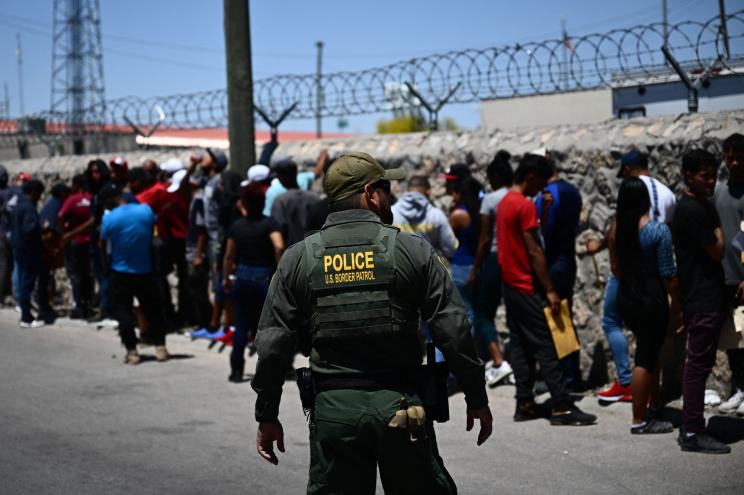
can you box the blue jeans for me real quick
[231,264,272,371]
[15,255,38,322]
[449,262,476,361]
[602,275,632,386]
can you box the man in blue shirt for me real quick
[100,185,170,364]
[536,157,583,389]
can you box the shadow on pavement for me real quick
[138,353,195,363]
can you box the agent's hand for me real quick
[466,406,493,446]
[546,289,561,314]
[257,421,285,465]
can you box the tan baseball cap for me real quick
[324,152,407,202]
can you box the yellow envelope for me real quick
[543,299,581,359]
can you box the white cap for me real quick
[529,146,548,157]
[166,169,198,193]
[240,164,271,187]
[160,157,185,174]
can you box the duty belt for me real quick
[313,371,422,392]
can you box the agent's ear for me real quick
[362,183,379,210]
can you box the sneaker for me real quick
[597,380,632,403]
[678,430,731,454]
[718,389,744,414]
[485,361,513,388]
[155,346,170,362]
[215,328,235,344]
[550,405,597,426]
[207,327,227,340]
[123,350,141,365]
[631,419,674,434]
[19,320,45,329]
[704,389,722,407]
[189,327,212,339]
[513,401,549,422]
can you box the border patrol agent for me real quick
[251,152,493,494]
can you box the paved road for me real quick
[1,309,743,494]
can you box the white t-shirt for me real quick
[479,187,509,252]
[639,175,676,224]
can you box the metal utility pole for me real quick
[560,17,568,91]
[315,41,324,138]
[16,34,24,116]
[3,82,9,118]
[719,0,730,61]
[662,0,669,54]
[224,0,256,175]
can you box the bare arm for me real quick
[175,161,198,200]
[663,275,683,333]
[539,191,553,238]
[607,221,618,276]
[704,227,725,262]
[524,227,560,312]
[269,231,285,264]
[62,216,94,246]
[194,228,207,266]
[468,214,492,289]
[313,149,329,178]
[449,209,470,230]
[222,237,237,293]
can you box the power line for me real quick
[0,12,313,59]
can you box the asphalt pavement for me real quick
[1,309,743,495]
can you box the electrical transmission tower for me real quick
[50,0,106,154]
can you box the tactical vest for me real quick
[304,219,419,343]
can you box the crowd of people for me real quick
[1,133,743,455]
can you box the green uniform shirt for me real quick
[252,209,487,422]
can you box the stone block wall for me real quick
[3,110,744,393]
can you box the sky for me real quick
[0,0,736,134]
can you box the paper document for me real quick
[543,299,581,359]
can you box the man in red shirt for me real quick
[496,154,596,426]
[59,174,94,319]
[132,162,195,329]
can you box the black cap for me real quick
[273,159,298,175]
[22,179,44,195]
[617,150,649,178]
[98,183,122,204]
[444,163,471,181]
[206,148,229,170]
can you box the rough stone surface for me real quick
[3,110,744,394]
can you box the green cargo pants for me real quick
[307,388,457,495]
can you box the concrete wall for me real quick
[480,89,614,130]
[613,74,744,118]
